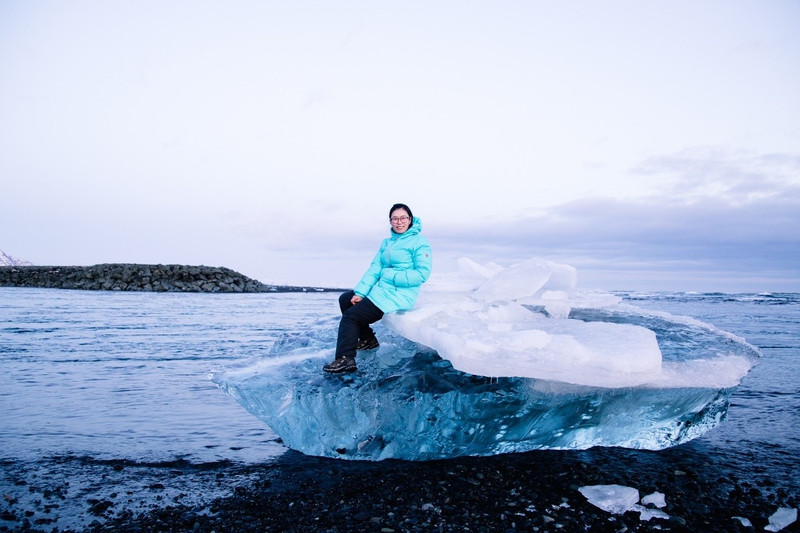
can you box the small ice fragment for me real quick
[732,516,753,527]
[764,507,797,532]
[578,484,640,514]
[641,491,666,508]
[633,504,670,521]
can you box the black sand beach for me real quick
[6,443,796,532]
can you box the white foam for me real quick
[213,349,330,380]
[385,257,754,388]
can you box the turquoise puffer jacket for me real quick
[354,216,432,313]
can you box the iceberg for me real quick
[212,258,761,461]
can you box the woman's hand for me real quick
[351,294,363,305]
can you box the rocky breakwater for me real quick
[0,264,333,293]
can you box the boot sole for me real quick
[357,342,380,351]
[323,360,358,373]
[323,365,357,373]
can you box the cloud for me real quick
[206,147,800,291]
[631,148,800,204]
[427,149,800,290]
[439,194,797,257]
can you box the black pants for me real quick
[335,290,384,360]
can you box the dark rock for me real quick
[0,264,344,293]
[88,500,114,516]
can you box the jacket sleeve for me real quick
[384,237,432,288]
[353,246,384,297]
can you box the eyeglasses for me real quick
[390,216,410,223]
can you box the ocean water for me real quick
[1,288,798,530]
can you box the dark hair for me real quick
[389,203,413,226]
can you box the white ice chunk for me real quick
[733,516,753,527]
[580,486,670,521]
[386,296,660,387]
[647,355,755,388]
[633,504,670,521]
[765,507,797,532]
[579,484,640,514]
[386,258,662,387]
[421,257,502,293]
[457,256,503,280]
[641,491,667,508]
[386,257,758,388]
[473,258,576,302]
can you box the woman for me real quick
[323,203,432,373]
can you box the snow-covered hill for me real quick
[0,249,32,266]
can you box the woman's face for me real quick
[390,208,411,234]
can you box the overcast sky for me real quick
[2,1,799,292]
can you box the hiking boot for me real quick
[323,356,357,373]
[356,337,379,351]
